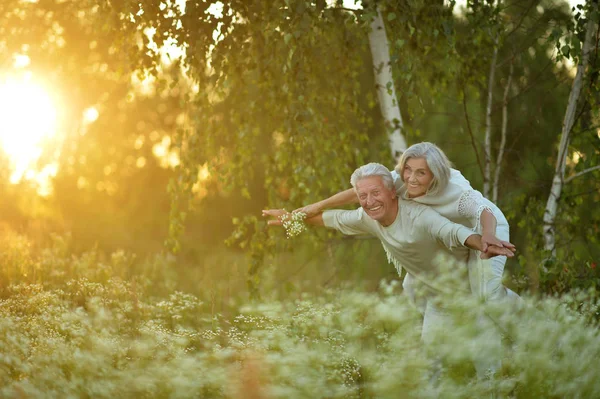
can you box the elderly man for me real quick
[263,162,515,379]
[263,163,513,291]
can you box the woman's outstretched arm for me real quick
[464,233,516,259]
[262,209,324,226]
[293,188,357,218]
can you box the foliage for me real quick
[505,194,600,295]
[1,236,600,398]
[0,0,598,296]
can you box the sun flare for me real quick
[0,76,58,187]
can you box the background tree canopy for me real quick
[0,0,598,295]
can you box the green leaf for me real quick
[387,12,396,22]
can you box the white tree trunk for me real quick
[493,59,513,203]
[483,38,498,199]
[543,11,596,256]
[368,5,407,160]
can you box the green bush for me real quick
[1,233,599,398]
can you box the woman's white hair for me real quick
[395,142,452,196]
[350,163,395,191]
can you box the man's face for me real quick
[355,176,398,226]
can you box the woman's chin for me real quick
[407,189,426,198]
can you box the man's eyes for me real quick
[359,192,379,199]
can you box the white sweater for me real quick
[391,169,506,231]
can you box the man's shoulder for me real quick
[399,198,430,214]
[322,208,377,236]
[399,199,444,222]
[323,208,369,225]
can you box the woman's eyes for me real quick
[404,168,426,176]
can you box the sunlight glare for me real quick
[152,135,180,168]
[83,107,99,123]
[13,54,31,68]
[0,77,58,186]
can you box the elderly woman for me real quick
[295,142,520,303]
[264,160,516,381]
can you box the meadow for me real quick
[2,1,599,397]
[1,231,599,398]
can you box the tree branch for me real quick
[493,57,514,202]
[562,187,600,200]
[462,88,485,180]
[564,165,600,184]
[322,7,362,16]
[504,0,537,40]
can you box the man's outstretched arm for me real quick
[422,206,516,259]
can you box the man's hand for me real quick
[480,244,516,259]
[261,209,288,226]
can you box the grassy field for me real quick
[1,232,599,398]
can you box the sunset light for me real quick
[0,76,58,185]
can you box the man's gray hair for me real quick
[395,142,452,196]
[350,163,395,191]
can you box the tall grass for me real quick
[0,231,599,398]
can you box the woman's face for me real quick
[402,157,434,198]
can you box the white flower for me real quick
[280,211,307,238]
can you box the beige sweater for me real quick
[323,199,474,295]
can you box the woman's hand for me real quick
[481,232,516,253]
[480,243,516,259]
[261,209,289,226]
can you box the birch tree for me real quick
[543,2,598,256]
[368,4,407,159]
[483,37,498,198]
[461,0,505,198]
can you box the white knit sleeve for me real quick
[457,190,494,230]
